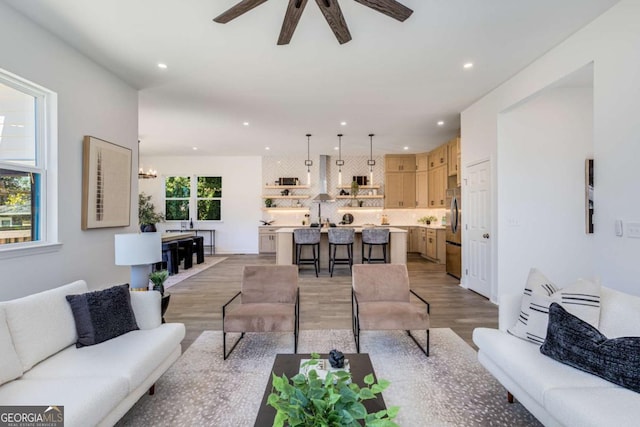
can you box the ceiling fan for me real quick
[213,0,413,45]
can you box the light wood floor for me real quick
[164,254,498,351]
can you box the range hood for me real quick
[312,155,334,202]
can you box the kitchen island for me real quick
[275,227,407,268]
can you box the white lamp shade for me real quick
[114,232,162,266]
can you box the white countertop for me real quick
[275,226,407,233]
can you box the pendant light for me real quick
[336,134,345,186]
[305,133,313,186]
[368,133,376,185]
[137,140,157,179]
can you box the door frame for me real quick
[462,156,496,303]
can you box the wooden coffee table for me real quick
[254,353,386,427]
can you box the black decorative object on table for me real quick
[329,349,345,369]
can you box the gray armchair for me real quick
[352,264,430,356]
[222,265,299,359]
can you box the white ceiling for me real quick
[4,0,619,157]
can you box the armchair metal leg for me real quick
[223,331,245,360]
[407,329,430,357]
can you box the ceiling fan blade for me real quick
[278,0,309,45]
[353,0,413,22]
[213,0,269,23]
[315,0,352,44]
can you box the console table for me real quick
[166,229,215,254]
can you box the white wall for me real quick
[0,2,138,300]
[139,156,262,254]
[461,0,640,299]
[498,86,594,290]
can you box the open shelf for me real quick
[262,195,310,199]
[264,185,310,189]
[261,207,309,212]
[336,185,380,190]
[335,195,384,199]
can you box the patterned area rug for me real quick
[117,329,541,427]
[163,256,227,290]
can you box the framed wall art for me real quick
[81,136,132,230]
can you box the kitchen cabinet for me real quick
[422,228,446,264]
[419,228,428,257]
[447,138,459,177]
[259,227,279,253]
[384,171,416,208]
[428,145,447,170]
[385,155,416,172]
[428,165,447,208]
[407,227,422,253]
[415,170,428,208]
[416,153,429,172]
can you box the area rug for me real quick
[163,256,227,289]
[117,329,541,427]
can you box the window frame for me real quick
[163,175,223,223]
[0,69,59,258]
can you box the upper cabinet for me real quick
[385,155,416,172]
[416,153,429,172]
[447,137,459,177]
[428,145,447,170]
[384,170,416,208]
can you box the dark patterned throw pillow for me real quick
[66,284,139,348]
[540,303,640,393]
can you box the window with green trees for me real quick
[164,175,222,222]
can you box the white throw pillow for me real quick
[508,269,601,345]
[3,281,88,370]
[0,307,23,385]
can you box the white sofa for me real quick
[0,280,185,427]
[473,286,640,427]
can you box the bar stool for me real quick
[294,228,321,277]
[177,238,194,270]
[328,228,355,277]
[361,228,390,264]
[161,241,179,275]
[192,235,205,264]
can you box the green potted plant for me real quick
[417,215,438,225]
[350,180,359,208]
[139,192,164,232]
[149,269,171,323]
[268,353,399,427]
[265,198,273,208]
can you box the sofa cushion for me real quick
[541,303,640,393]
[544,386,640,427]
[0,307,22,385]
[508,269,600,345]
[65,284,139,347]
[598,286,640,338]
[129,290,162,330]
[23,323,185,392]
[473,327,614,404]
[0,376,128,427]
[1,280,88,371]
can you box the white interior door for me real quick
[465,160,491,298]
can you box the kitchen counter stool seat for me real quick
[294,228,321,277]
[361,228,390,264]
[328,228,355,277]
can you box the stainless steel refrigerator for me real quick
[445,187,462,279]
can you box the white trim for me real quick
[0,242,62,260]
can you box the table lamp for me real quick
[115,232,162,291]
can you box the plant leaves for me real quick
[364,373,374,386]
[359,387,376,400]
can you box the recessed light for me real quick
[192,147,198,151]
[340,121,347,126]
[334,146,339,151]
[10,124,25,128]
[437,121,444,126]
[265,147,270,150]
[157,63,168,69]
[403,146,409,150]
[463,62,473,69]
[243,122,250,126]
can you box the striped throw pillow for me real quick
[508,269,601,345]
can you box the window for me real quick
[197,176,222,221]
[165,176,190,221]
[0,71,55,250]
[164,175,222,222]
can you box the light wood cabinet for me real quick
[384,172,416,208]
[385,155,416,172]
[259,227,279,253]
[447,138,459,177]
[426,229,437,259]
[419,228,428,257]
[407,227,421,253]
[416,153,429,172]
[428,145,447,170]
[415,170,428,208]
[428,165,447,208]
[421,228,446,264]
